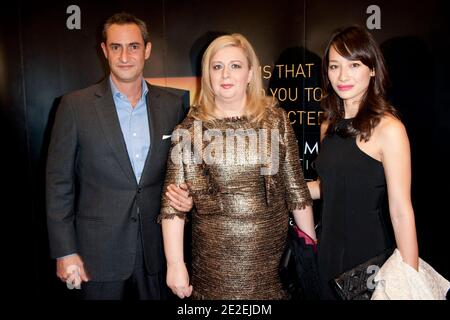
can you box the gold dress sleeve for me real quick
[157,129,189,223]
[280,108,313,211]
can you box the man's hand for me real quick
[166,183,193,212]
[56,254,89,283]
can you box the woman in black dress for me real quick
[308,26,419,299]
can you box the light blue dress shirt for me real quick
[110,76,150,184]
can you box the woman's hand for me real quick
[167,183,193,212]
[166,261,193,299]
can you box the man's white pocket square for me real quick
[162,135,172,140]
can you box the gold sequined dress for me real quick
[159,106,312,300]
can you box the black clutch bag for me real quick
[332,248,394,300]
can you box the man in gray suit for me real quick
[46,12,192,300]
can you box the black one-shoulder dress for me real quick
[315,119,394,299]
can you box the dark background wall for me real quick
[1,0,448,299]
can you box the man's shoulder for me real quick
[62,80,107,103]
[147,84,187,101]
[147,84,190,118]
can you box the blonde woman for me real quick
[159,33,315,299]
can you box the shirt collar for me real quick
[109,76,149,101]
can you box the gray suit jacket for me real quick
[46,78,187,281]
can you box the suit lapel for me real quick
[139,84,163,186]
[93,79,137,185]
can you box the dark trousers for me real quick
[81,219,170,300]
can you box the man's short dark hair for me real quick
[102,12,149,43]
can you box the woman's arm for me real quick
[158,126,194,298]
[307,180,321,200]
[279,109,316,239]
[379,117,419,270]
[293,205,317,241]
[162,217,193,298]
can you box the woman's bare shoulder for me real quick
[375,113,408,142]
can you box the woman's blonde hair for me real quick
[192,33,273,122]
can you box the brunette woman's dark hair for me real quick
[321,25,398,141]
